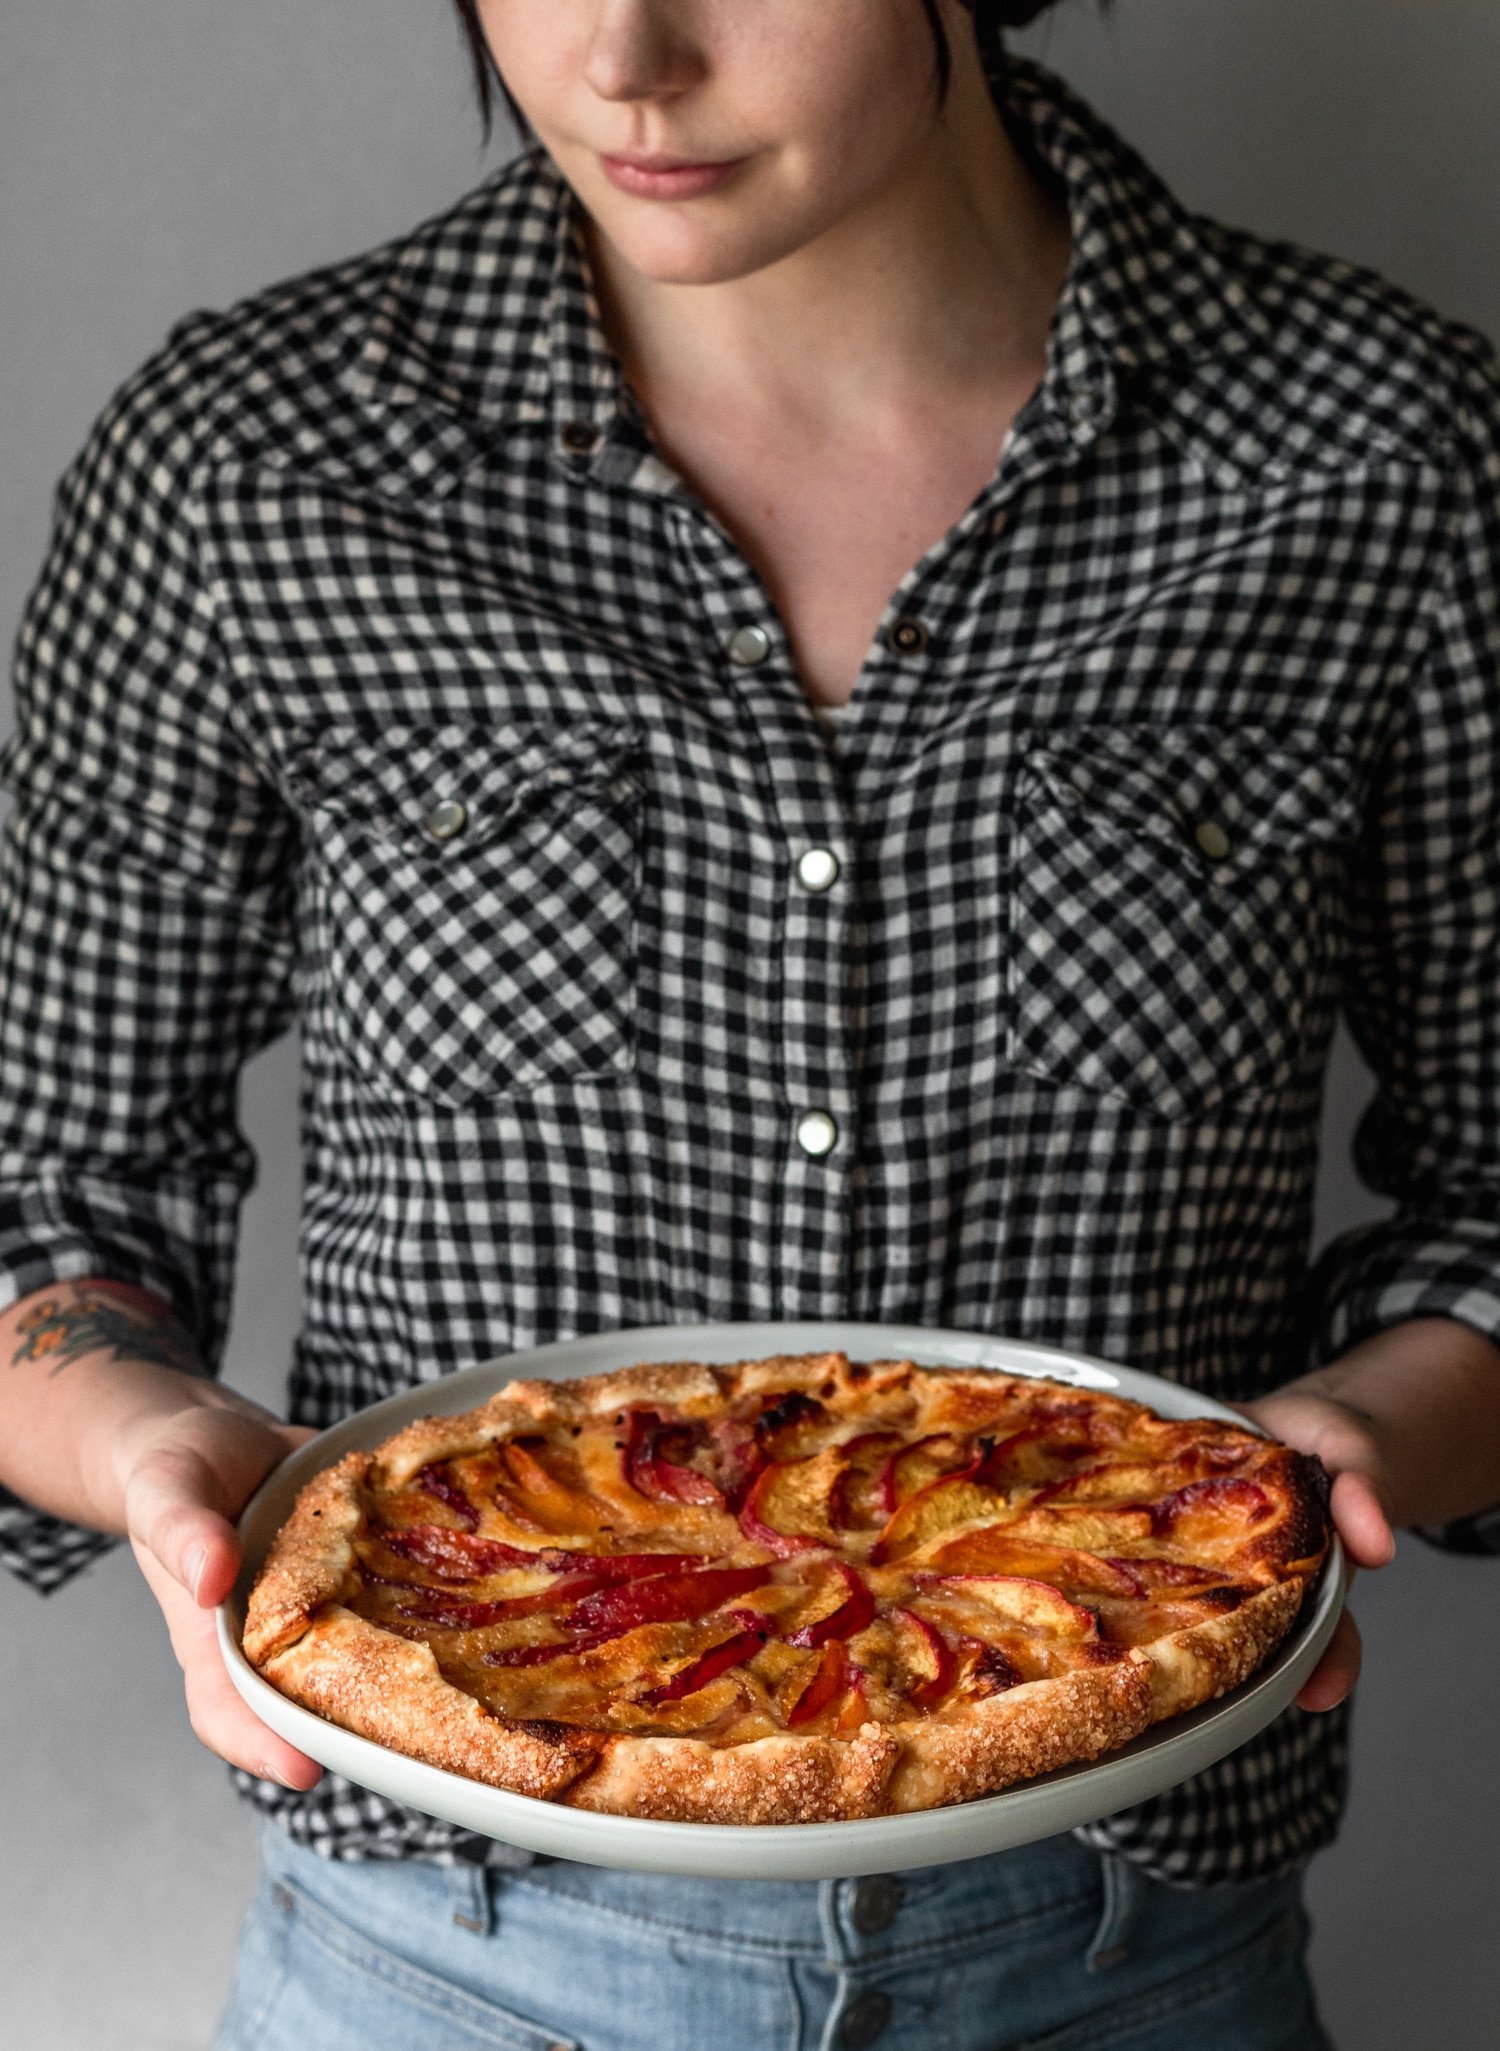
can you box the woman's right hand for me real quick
[119,1397,325,1789]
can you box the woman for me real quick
[3,3,1499,2045]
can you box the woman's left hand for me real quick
[1232,1384,1396,1713]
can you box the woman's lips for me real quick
[600,154,748,199]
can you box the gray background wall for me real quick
[2,2,1497,2045]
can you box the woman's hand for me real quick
[118,1398,325,1789]
[1237,1316,1500,1714]
[1234,1385,1396,1713]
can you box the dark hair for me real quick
[450,2,1085,149]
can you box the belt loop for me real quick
[1086,1851,1141,1972]
[446,1857,493,1937]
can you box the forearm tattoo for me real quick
[8,1288,201,1378]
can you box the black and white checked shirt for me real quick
[3,50,1499,1885]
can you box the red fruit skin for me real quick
[786,1565,875,1648]
[395,1571,608,1630]
[480,1627,619,1667]
[379,1525,541,1578]
[1150,1477,1272,1536]
[876,1433,973,1515]
[622,1410,726,1507]
[972,1416,1096,1489]
[865,1457,1000,1568]
[959,1635,1023,1694]
[380,1527,714,1583]
[413,1463,481,1531]
[827,1431,902,1528]
[704,1416,766,1508]
[491,1484,551,1533]
[736,1465,825,1557]
[566,1565,771,1636]
[786,1642,849,1728]
[565,1549,719,1582]
[653,1460,725,1507]
[724,1604,776,1636]
[642,1627,768,1704]
[893,1606,958,1710]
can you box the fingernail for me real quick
[184,1544,207,1599]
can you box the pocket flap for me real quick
[1022,723,1357,869]
[283,717,643,848]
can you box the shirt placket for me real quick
[661,492,864,1314]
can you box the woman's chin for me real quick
[577,181,821,290]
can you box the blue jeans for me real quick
[213,1822,1333,2051]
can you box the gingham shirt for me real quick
[3,50,1498,1886]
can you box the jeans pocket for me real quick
[1035,1882,1326,2051]
[220,1864,580,2051]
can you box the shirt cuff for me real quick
[1300,1215,1500,1557]
[0,1485,120,1594]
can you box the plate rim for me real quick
[217,1320,1347,1879]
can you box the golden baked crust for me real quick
[242,1352,1331,1823]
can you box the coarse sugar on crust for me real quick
[241,1351,1331,1823]
[262,1608,604,1801]
[240,1450,369,1666]
[883,1656,1155,1814]
[567,1724,902,1825]
[1133,1578,1308,1721]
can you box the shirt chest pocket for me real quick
[285,718,644,1107]
[1006,724,1359,1121]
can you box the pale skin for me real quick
[3,0,1499,1785]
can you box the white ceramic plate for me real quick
[218,1321,1347,1880]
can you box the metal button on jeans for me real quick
[850,1874,903,1935]
[726,623,772,667]
[886,615,929,656]
[839,1991,893,2048]
[795,847,840,893]
[1193,818,1232,861]
[795,1110,838,1157]
[423,798,469,842]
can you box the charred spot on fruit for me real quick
[968,1642,1023,1694]
[757,1390,823,1437]
[1199,1583,1251,1612]
[513,1718,603,1755]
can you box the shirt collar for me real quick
[343,51,1278,466]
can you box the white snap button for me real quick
[795,847,840,894]
[1066,389,1097,425]
[423,798,469,842]
[726,623,772,668]
[795,1110,839,1157]
[1192,819,1231,862]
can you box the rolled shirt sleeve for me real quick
[1298,322,1500,1553]
[0,318,300,1591]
